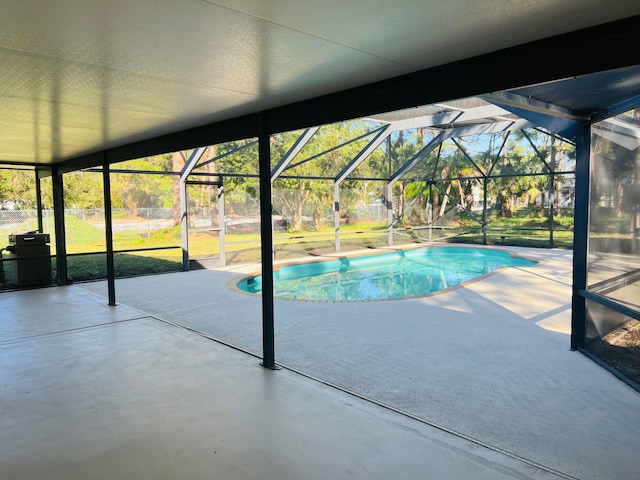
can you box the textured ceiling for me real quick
[1,0,640,165]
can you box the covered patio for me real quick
[2,246,636,479]
[2,3,640,480]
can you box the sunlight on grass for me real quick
[2,212,579,283]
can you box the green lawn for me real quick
[1,212,577,284]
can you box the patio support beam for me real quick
[366,111,461,133]
[180,147,208,271]
[388,119,532,187]
[195,140,259,170]
[389,133,446,186]
[335,126,391,185]
[482,177,488,245]
[34,169,44,233]
[571,124,591,350]
[483,92,590,122]
[51,166,68,286]
[333,107,505,191]
[217,179,226,267]
[102,156,116,306]
[385,183,393,246]
[591,93,640,123]
[334,183,341,252]
[428,183,433,241]
[484,93,583,142]
[549,147,556,249]
[271,127,319,182]
[258,116,278,370]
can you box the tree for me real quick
[0,169,37,208]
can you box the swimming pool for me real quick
[236,247,537,301]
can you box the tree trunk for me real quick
[432,191,440,224]
[292,201,305,231]
[398,182,405,217]
[439,183,452,219]
[313,201,323,231]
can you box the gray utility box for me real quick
[6,233,52,287]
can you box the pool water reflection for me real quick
[236,247,536,301]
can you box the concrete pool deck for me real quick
[4,245,639,479]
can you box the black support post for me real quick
[103,158,116,306]
[258,115,278,370]
[35,170,44,233]
[571,124,591,350]
[51,166,68,286]
[482,177,488,245]
[549,145,556,249]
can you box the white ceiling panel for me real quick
[209,0,640,68]
[0,49,259,118]
[1,0,639,165]
[0,0,404,95]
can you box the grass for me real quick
[64,252,182,281]
[0,210,578,285]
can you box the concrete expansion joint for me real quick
[275,360,581,480]
[0,316,150,346]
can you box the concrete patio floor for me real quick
[2,285,568,480]
[2,245,639,479]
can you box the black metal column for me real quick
[103,158,116,306]
[258,115,278,370]
[571,124,591,350]
[482,177,488,245]
[549,145,556,249]
[35,169,44,233]
[51,166,68,286]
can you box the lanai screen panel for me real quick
[587,110,640,340]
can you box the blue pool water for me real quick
[236,247,537,301]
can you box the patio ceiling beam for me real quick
[180,146,208,182]
[437,104,513,123]
[285,126,385,172]
[590,93,640,124]
[483,92,590,122]
[483,92,586,142]
[271,127,319,182]
[334,108,498,186]
[388,134,446,186]
[195,140,258,170]
[383,111,462,131]
[334,125,391,185]
[389,119,532,185]
[532,127,574,146]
